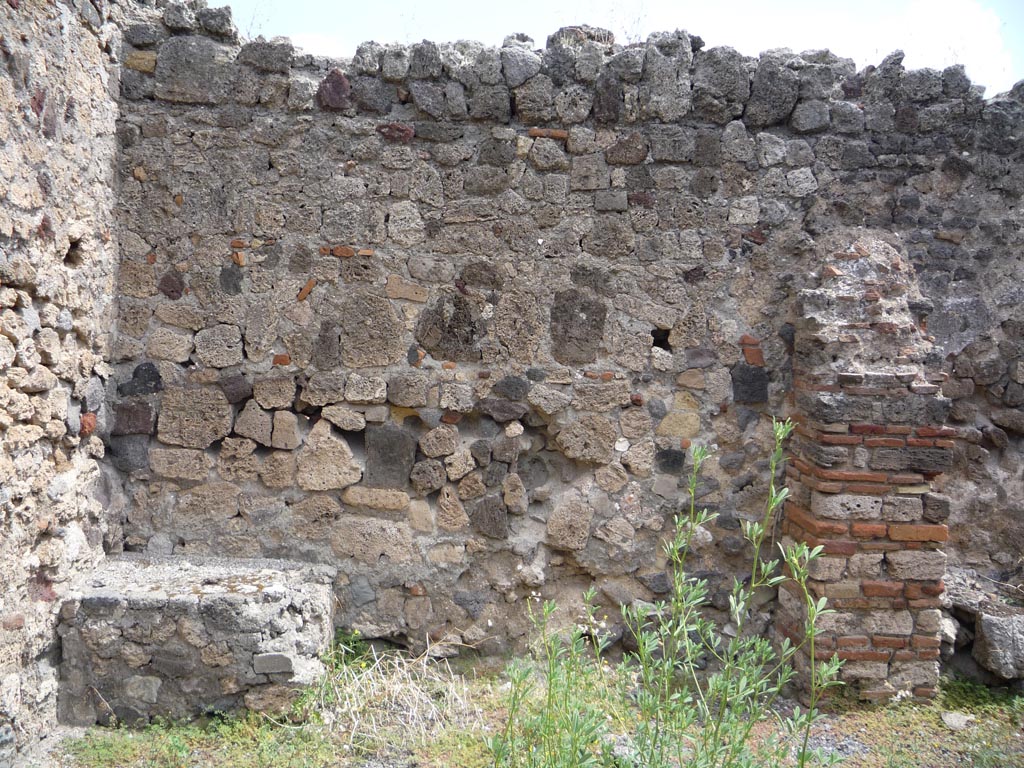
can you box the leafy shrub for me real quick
[489,418,844,768]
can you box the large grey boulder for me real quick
[973,601,1024,679]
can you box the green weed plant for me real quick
[489,418,844,768]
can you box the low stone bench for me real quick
[57,554,336,725]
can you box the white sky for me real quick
[227,0,1022,96]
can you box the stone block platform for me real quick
[57,555,336,725]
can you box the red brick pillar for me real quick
[776,236,954,700]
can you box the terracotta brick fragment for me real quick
[845,483,893,495]
[297,278,316,301]
[872,635,908,648]
[837,635,869,648]
[528,127,569,139]
[851,423,886,435]
[861,580,903,597]
[332,245,356,258]
[230,239,247,249]
[743,347,765,366]
[272,353,291,366]
[887,524,948,542]
[838,649,891,662]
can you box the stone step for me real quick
[57,554,336,726]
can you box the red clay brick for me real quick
[821,540,859,556]
[845,483,893,495]
[743,347,766,366]
[785,502,849,537]
[819,434,864,445]
[884,425,914,435]
[887,473,924,484]
[851,423,887,435]
[851,523,888,539]
[911,635,941,649]
[838,649,891,662]
[861,580,904,597]
[916,426,956,437]
[865,437,905,448]
[814,468,890,483]
[837,635,870,648]
[888,524,949,542]
[872,635,909,648]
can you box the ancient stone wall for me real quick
[1,0,122,758]
[4,0,1024,747]
[101,2,1024,702]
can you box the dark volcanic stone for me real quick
[593,72,623,123]
[112,402,156,436]
[312,323,341,370]
[731,362,769,403]
[468,494,509,538]
[453,590,490,618]
[476,398,528,422]
[638,571,671,594]
[491,375,530,400]
[157,271,184,300]
[219,374,252,404]
[470,439,492,467]
[316,69,352,111]
[410,459,446,495]
[364,424,417,489]
[219,263,243,295]
[107,435,150,473]
[117,363,163,396]
[550,289,607,364]
[350,76,394,114]
[655,448,686,475]
[483,461,508,487]
[415,293,484,361]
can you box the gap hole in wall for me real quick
[651,328,672,351]
[64,237,84,266]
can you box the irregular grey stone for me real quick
[744,57,799,128]
[790,100,831,133]
[337,290,406,368]
[420,425,459,458]
[364,424,417,489]
[157,388,233,449]
[550,289,606,364]
[973,602,1024,679]
[555,414,616,464]
[547,493,593,550]
[411,459,447,495]
[692,46,751,124]
[468,494,509,538]
[237,39,294,74]
[296,420,361,491]
[194,324,243,368]
[155,37,235,105]
[501,46,542,88]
